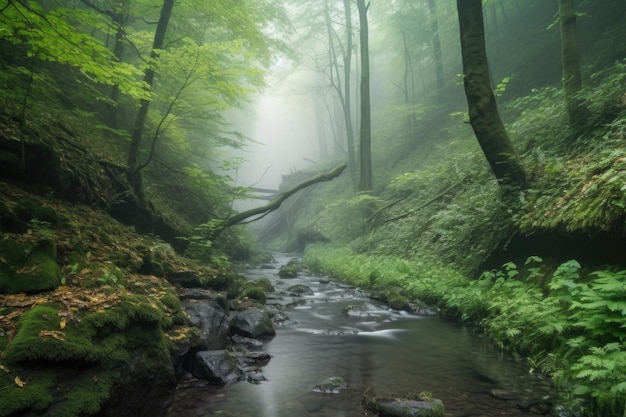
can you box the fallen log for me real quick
[212,163,348,235]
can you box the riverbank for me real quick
[166,253,553,417]
[303,244,626,417]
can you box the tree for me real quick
[456,0,526,191]
[127,0,174,202]
[558,0,587,127]
[357,0,372,191]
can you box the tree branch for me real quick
[214,163,347,233]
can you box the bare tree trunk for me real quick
[342,0,356,174]
[357,0,372,191]
[456,0,526,191]
[558,0,587,127]
[425,0,444,101]
[127,0,174,202]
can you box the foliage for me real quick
[304,244,626,415]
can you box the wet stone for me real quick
[313,376,348,394]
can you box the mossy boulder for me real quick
[0,295,179,417]
[244,277,274,292]
[278,264,298,278]
[238,286,267,304]
[286,284,314,296]
[363,391,445,417]
[13,198,59,225]
[0,238,62,294]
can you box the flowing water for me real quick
[166,253,554,417]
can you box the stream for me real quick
[165,253,555,417]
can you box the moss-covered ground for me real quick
[0,184,234,417]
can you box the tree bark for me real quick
[127,0,174,202]
[558,0,587,126]
[456,0,526,191]
[342,0,356,174]
[425,0,444,101]
[357,0,372,191]
[215,163,348,232]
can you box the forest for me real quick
[0,0,625,416]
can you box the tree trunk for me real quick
[357,0,372,191]
[425,0,444,101]
[342,0,356,175]
[127,0,175,202]
[558,0,587,126]
[456,0,526,191]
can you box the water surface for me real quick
[166,254,553,417]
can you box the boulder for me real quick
[181,299,230,350]
[313,376,348,394]
[192,350,243,386]
[363,392,445,417]
[229,308,276,339]
[286,284,314,296]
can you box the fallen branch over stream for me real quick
[212,163,348,235]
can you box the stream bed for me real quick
[166,253,555,417]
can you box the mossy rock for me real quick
[244,277,274,292]
[286,284,314,295]
[278,264,298,278]
[0,200,25,232]
[0,238,62,294]
[386,293,411,311]
[0,295,178,416]
[238,286,267,304]
[13,198,59,225]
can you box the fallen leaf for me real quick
[0,365,9,373]
[14,376,26,388]
[39,330,66,340]
[59,318,66,329]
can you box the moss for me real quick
[13,198,59,225]
[1,294,177,416]
[278,262,299,278]
[0,368,55,415]
[0,238,62,294]
[244,277,274,292]
[160,293,187,325]
[4,304,103,365]
[385,292,411,311]
[239,286,267,304]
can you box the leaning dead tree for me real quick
[210,163,348,236]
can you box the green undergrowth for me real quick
[304,244,626,417]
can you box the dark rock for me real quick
[232,350,272,368]
[286,299,307,308]
[181,299,230,350]
[259,264,275,269]
[286,284,314,296]
[247,370,267,384]
[229,308,276,339]
[179,288,223,301]
[192,350,243,386]
[271,311,292,327]
[363,392,445,417]
[231,334,264,348]
[490,388,518,400]
[313,376,347,394]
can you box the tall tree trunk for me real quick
[127,0,175,202]
[425,0,444,101]
[456,0,526,191]
[342,0,356,175]
[558,0,587,127]
[357,0,372,191]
